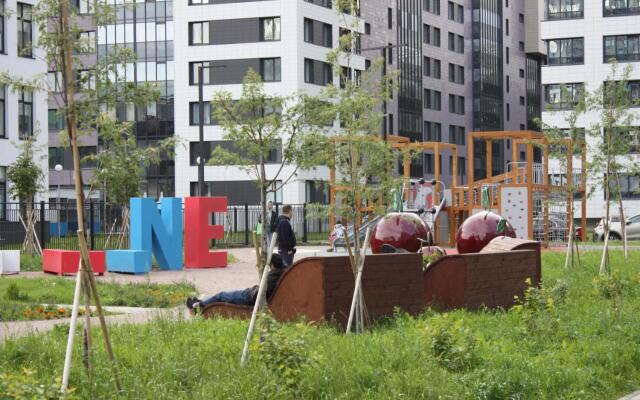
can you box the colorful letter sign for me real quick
[106,196,227,274]
[184,197,228,268]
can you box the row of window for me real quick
[0,85,33,139]
[547,35,640,65]
[189,58,281,85]
[548,0,640,20]
[98,22,174,45]
[423,89,465,115]
[447,1,464,23]
[304,18,332,48]
[544,80,640,109]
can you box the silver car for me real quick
[593,214,640,241]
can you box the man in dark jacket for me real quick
[275,204,296,267]
[186,254,285,310]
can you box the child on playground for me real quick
[186,254,285,311]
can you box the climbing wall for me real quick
[500,187,528,240]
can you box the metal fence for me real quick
[0,201,331,251]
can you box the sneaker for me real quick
[186,297,199,310]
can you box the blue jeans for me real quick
[278,250,295,267]
[200,288,255,307]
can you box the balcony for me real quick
[604,6,640,17]
[546,10,584,20]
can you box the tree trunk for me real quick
[615,173,628,260]
[599,134,611,274]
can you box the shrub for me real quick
[0,368,77,399]
[255,314,320,392]
[4,282,28,301]
[512,278,559,336]
[425,314,479,372]
[593,270,625,317]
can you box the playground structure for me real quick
[330,131,587,247]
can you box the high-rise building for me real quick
[0,0,49,216]
[47,0,98,206]
[360,0,545,188]
[541,0,640,219]
[173,0,364,204]
[97,0,176,199]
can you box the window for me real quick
[506,18,509,36]
[0,85,4,138]
[424,89,441,110]
[304,58,332,86]
[433,59,441,79]
[449,63,464,84]
[0,0,5,54]
[457,5,464,22]
[423,56,431,76]
[458,157,466,177]
[608,174,640,198]
[449,125,465,145]
[18,89,33,139]
[260,17,281,41]
[77,69,95,90]
[424,58,442,80]
[449,32,463,53]
[304,0,332,9]
[424,0,440,15]
[519,13,524,22]
[189,21,210,45]
[387,42,393,64]
[448,32,455,50]
[506,103,510,120]
[389,114,393,134]
[626,80,640,104]
[260,58,281,81]
[449,94,464,114]
[0,166,5,220]
[423,24,430,44]
[506,46,509,63]
[547,0,584,20]
[520,96,525,105]
[547,38,584,65]
[424,121,442,142]
[304,18,313,43]
[545,83,584,110]
[433,28,441,47]
[365,23,371,35]
[17,3,33,58]
[388,8,392,29]
[448,1,455,20]
[76,0,93,14]
[48,109,65,131]
[424,26,441,46]
[604,34,640,62]
[189,61,213,85]
[604,0,640,16]
[519,68,525,78]
[519,41,525,52]
[189,101,213,125]
[506,75,510,92]
[79,31,96,53]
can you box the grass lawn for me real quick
[2,250,640,399]
[0,277,197,315]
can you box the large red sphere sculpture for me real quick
[456,211,516,254]
[371,212,429,254]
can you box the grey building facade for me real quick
[361,0,544,187]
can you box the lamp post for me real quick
[198,64,227,197]
[54,164,63,237]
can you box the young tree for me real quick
[208,70,324,259]
[303,0,400,332]
[539,85,586,268]
[583,62,639,273]
[6,135,46,255]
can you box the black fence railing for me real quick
[0,202,331,251]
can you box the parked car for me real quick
[593,214,640,241]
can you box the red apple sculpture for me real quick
[371,212,430,253]
[456,211,516,254]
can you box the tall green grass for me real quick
[1,250,640,399]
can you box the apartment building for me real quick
[360,0,545,187]
[173,0,364,203]
[0,0,49,216]
[541,0,640,218]
[47,0,98,205]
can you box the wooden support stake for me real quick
[346,228,372,334]
[61,259,83,392]
[240,232,278,367]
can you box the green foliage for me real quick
[4,282,28,302]
[1,251,640,399]
[5,136,45,203]
[593,270,626,317]
[19,253,42,272]
[0,277,196,311]
[254,314,320,393]
[425,314,479,372]
[512,278,559,336]
[0,369,77,399]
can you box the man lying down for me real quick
[186,253,286,312]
